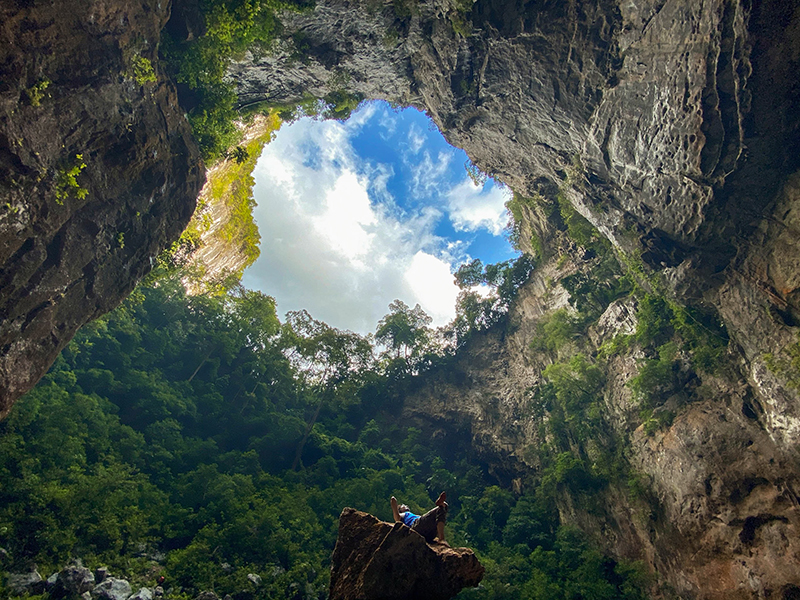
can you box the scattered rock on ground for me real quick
[91,577,132,600]
[330,508,484,600]
[94,567,110,584]
[7,569,45,595]
[195,592,219,600]
[46,572,58,591]
[247,573,262,586]
[129,587,154,600]
[53,565,95,598]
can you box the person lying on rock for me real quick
[391,491,449,546]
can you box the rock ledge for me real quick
[330,508,484,600]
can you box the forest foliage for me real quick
[0,267,650,599]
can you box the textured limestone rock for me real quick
[329,508,484,600]
[0,0,203,417]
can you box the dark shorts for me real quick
[411,503,448,543]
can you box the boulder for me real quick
[94,567,110,584]
[128,588,153,600]
[53,565,95,598]
[91,577,132,600]
[195,592,219,600]
[7,569,45,595]
[329,508,484,600]
[46,572,59,591]
[247,573,262,586]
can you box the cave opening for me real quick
[240,100,517,334]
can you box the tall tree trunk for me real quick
[291,392,325,471]
[187,347,215,382]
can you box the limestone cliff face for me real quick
[231,0,800,597]
[0,0,203,416]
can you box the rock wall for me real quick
[0,0,203,417]
[230,0,800,597]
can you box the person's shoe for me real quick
[435,491,447,507]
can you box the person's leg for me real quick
[412,501,448,544]
[411,507,439,543]
[391,496,402,523]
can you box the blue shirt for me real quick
[401,511,419,527]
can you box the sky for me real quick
[242,100,516,335]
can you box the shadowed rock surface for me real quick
[329,508,484,600]
[0,0,204,417]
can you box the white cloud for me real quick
[407,150,453,199]
[407,125,425,154]
[403,251,461,324]
[243,113,461,334]
[446,178,511,236]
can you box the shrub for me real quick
[128,54,157,85]
[55,154,88,204]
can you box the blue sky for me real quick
[242,101,516,334]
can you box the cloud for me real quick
[403,251,461,324]
[446,178,511,236]
[243,113,461,334]
[407,150,453,199]
[407,124,425,154]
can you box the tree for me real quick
[281,310,375,469]
[375,300,432,363]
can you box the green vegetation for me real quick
[127,54,157,85]
[449,0,473,37]
[505,192,538,255]
[532,354,627,496]
[161,0,312,160]
[627,294,727,409]
[54,154,88,205]
[392,0,417,19]
[449,256,536,347]
[530,309,582,356]
[375,299,433,373]
[764,334,800,391]
[24,79,50,107]
[0,268,649,599]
